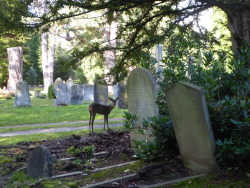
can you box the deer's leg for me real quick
[106,115,110,130]
[89,112,92,132]
[103,115,106,130]
[91,113,96,133]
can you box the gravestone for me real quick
[26,146,52,178]
[70,84,84,105]
[165,81,216,173]
[94,83,108,105]
[113,82,127,109]
[66,78,74,94]
[53,78,70,106]
[14,81,31,107]
[83,84,94,102]
[127,67,159,143]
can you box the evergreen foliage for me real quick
[23,34,43,86]
[124,25,249,173]
[48,84,56,99]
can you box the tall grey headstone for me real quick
[127,67,159,143]
[70,84,84,105]
[53,78,70,106]
[83,84,94,102]
[94,83,108,105]
[113,82,127,109]
[14,81,31,107]
[27,146,52,179]
[165,81,216,173]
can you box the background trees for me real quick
[1,0,249,85]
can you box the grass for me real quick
[0,97,125,146]
[0,98,125,127]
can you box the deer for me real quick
[88,97,119,133]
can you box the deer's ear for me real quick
[108,97,113,101]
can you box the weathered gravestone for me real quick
[127,67,159,144]
[113,82,128,109]
[14,81,31,107]
[26,146,52,178]
[94,83,108,105]
[66,78,74,94]
[70,84,84,105]
[165,81,216,173]
[83,84,94,102]
[53,78,70,106]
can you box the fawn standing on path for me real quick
[88,97,119,133]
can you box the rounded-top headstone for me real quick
[127,67,159,144]
[26,146,52,178]
[54,77,70,105]
[127,67,159,119]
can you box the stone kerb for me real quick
[94,83,108,105]
[113,82,128,109]
[14,81,31,107]
[165,81,216,173]
[26,146,52,179]
[53,78,70,106]
[127,67,159,144]
[83,84,94,102]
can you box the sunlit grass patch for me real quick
[0,98,125,127]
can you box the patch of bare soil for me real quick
[0,130,194,187]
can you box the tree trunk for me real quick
[7,47,23,92]
[39,0,55,93]
[224,5,250,53]
[41,32,52,93]
[103,13,118,84]
[44,32,56,93]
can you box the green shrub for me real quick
[82,145,95,158]
[123,112,178,161]
[157,42,250,171]
[48,84,56,99]
[67,146,81,157]
[123,111,138,131]
[67,145,95,158]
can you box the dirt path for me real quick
[0,118,123,137]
